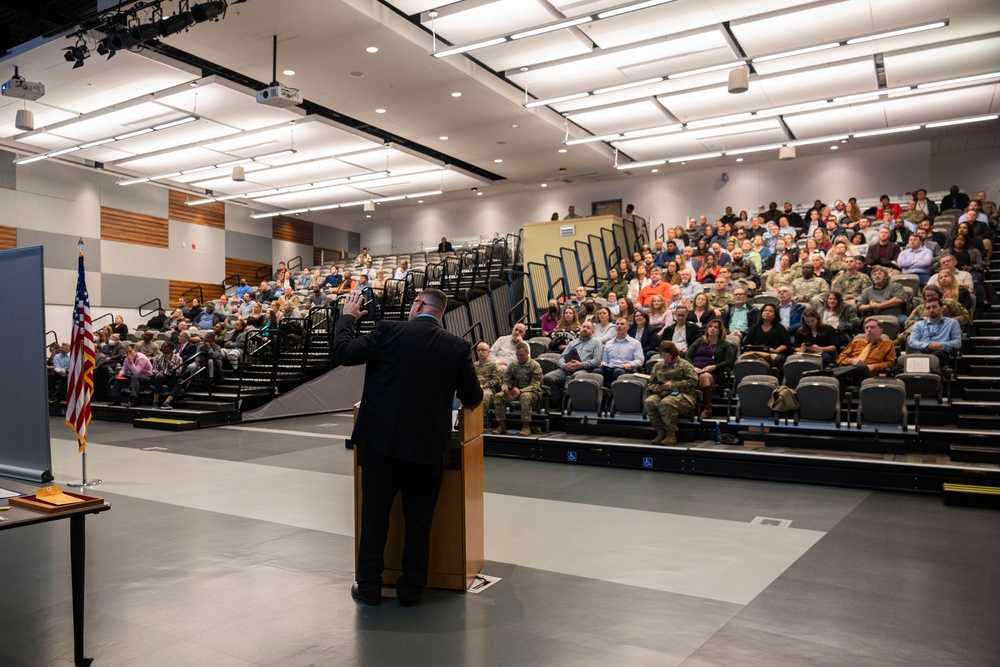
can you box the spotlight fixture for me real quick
[158,11,195,37]
[130,22,160,43]
[96,37,114,57]
[63,42,90,69]
[192,1,227,23]
[109,28,138,51]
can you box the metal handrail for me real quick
[137,298,161,318]
[653,222,664,241]
[180,284,204,303]
[46,330,59,346]
[255,265,273,282]
[509,296,531,326]
[548,276,566,302]
[461,321,484,347]
[92,312,114,330]
[287,255,303,272]
[223,273,241,294]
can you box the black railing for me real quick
[46,330,59,346]
[239,330,281,403]
[92,312,114,330]
[180,284,203,304]
[223,273,241,294]
[255,265,273,282]
[461,321,484,347]
[549,276,566,302]
[287,255,303,273]
[510,296,531,327]
[653,222,665,242]
[138,298,161,318]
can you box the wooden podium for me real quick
[354,404,485,590]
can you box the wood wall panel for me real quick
[225,257,271,285]
[313,247,345,266]
[169,280,225,309]
[0,225,15,250]
[272,216,313,245]
[168,189,225,229]
[101,207,169,248]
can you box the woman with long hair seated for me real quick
[690,292,714,331]
[820,290,861,339]
[629,308,661,360]
[684,318,737,419]
[696,253,719,284]
[618,296,637,324]
[794,308,839,366]
[934,269,974,311]
[539,299,560,335]
[663,262,682,286]
[549,306,581,352]
[741,303,792,366]
[647,294,674,333]
[627,264,651,302]
[593,306,616,344]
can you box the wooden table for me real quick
[0,478,110,667]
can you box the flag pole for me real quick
[67,237,101,488]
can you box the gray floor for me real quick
[1,415,997,666]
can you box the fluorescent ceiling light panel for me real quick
[616,159,666,169]
[924,114,999,128]
[152,116,199,130]
[667,152,722,163]
[433,37,508,58]
[916,72,1000,89]
[78,138,116,149]
[724,143,784,155]
[832,87,911,103]
[406,190,442,198]
[592,77,664,95]
[751,43,840,63]
[667,61,744,80]
[686,113,753,128]
[787,135,849,146]
[622,124,682,138]
[47,146,81,157]
[845,21,947,45]
[565,133,622,145]
[597,0,676,19]
[757,100,829,117]
[511,17,593,40]
[525,92,590,108]
[852,125,921,138]
[113,128,155,140]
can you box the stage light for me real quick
[158,12,195,37]
[192,1,226,23]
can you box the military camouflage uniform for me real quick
[706,291,734,310]
[475,359,505,418]
[792,276,828,302]
[644,357,699,439]
[830,271,872,302]
[494,358,543,430]
[765,268,796,291]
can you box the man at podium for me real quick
[334,289,482,606]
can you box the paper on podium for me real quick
[36,486,86,506]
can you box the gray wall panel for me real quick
[225,230,272,263]
[348,231,361,254]
[18,230,101,271]
[100,273,169,309]
[0,150,16,191]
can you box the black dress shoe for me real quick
[351,583,380,606]
[397,593,422,608]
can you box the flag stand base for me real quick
[66,452,102,487]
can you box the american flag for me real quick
[65,251,95,453]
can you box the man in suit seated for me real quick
[660,305,701,355]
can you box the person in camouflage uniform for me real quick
[644,340,699,445]
[828,256,872,305]
[475,342,505,427]
[493,342,543,436]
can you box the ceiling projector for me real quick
[256,84,302,108]
[2,75,45,101]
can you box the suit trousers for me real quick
[357,447,444,601]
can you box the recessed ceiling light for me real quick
[494,159,502,163]
[366,214,372,218]
[476,191,483,196]
[451,92,462,97]
[558,148,567,153]
[651,169,658,173]
[282,69,295,76]
[540,183,547,187]
[375,108,386,114]
[350,71,365,78]
[417,199,424,203]
[830,145,838,150]
[366,46,379,53]
[735,157,744,162]
[510,124,520,128]
[439,136,449,140]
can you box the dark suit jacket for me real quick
[865,241,900,267]
[333,315,482,466]
[627,323,661,355]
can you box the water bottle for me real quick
[715,423,722,444]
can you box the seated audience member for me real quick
[475,342,505,426]
[274,262,292,285]
[48,342,71,401]
[685,318,737,419]
[174,331,198,366]
[568,285,589,314]
[765,254,796,291]
[825,318,896,390]
[825,240,851,273]
[330,270,358,295]
[647,295,674,332]
[238,293,256,318]
[791,263,827,304]
[721,287,758,339]
[660,305,700,356]
[187,299,205,324]
[136,330,160,358]
[906,298,962,366]
[618,297,637,324]
[706,277,734,312]
[539,300,559,335]
[819,291,861,337]
[902,199,927,228]
[234,279,253,300]
[829,256,871,305]
[913,188,939,221]
[109,343,152,407]
[222,320,248,369]
[741,303,792,366]
[150,341,184,410]
[437,236,454,253]
[110,315,128,337]
[927,254,974,294]
[543,321,603,404]
[307,285,330,308]
[947,234,988,305]
[166,308,186,330]
[355,247,371,266]
[325,267,343,290]
[564,206,582,220]
[298,268,313,290]
[393,259,411,281]
[794,308,839,366]
[593,307,616,344]
[896,234,934,286]
[629,309,662,360]
[605,292,621,318]
[678,269,704,301]
[601,317,645,384]
[194,302,224,330]
[857,266,908,326]
[491,323,527,367]
[636,267,672,307]
[875,194,903,222]
[644,342,699,446]
[627,264,650,302]
[775,286,805,335]
[147,307,168,330]
[257,281,276,305]
[596,267,629,299]
[690,293,715,331]
[492,343,543,436]
[103,335,127,368]
[176,297,191,318]
[579,298,598,323]
[901,287,969,346]
[245,303,266,328]
[865,227,900,271]
[696,253,720,284]
[549,307,581,352]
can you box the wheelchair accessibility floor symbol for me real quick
[567,451,577,462]
[642,457,653,468]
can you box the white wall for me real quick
[359,137,1000,254]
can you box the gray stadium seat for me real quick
[536,353,561,375]
[565,372,606,415]
[857,377,908,430]
[782,354,823,389]
[733,358,771,390]
[795,376,842,426]
[896,353,944,403]
[735,375,779,424]
[528,337,550,358]
[610,375,647,415]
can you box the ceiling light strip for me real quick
[511,17,592,40]
[120,148,297,187]
[14,115,199,165]
[186,169,394,206]
[916,72,1000,89]
[845,21,947,45]
[924,114,999,128]
[851,125,921,138]
[597,0,676,19]
[432,37,508,58]
[249,190,443,219]
[751,43,840,63]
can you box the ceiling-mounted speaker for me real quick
[15,108,34,131]
[728,66,749,94]
[363,201,375,212]
[778,146,796,160]
[232,165,246,181]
